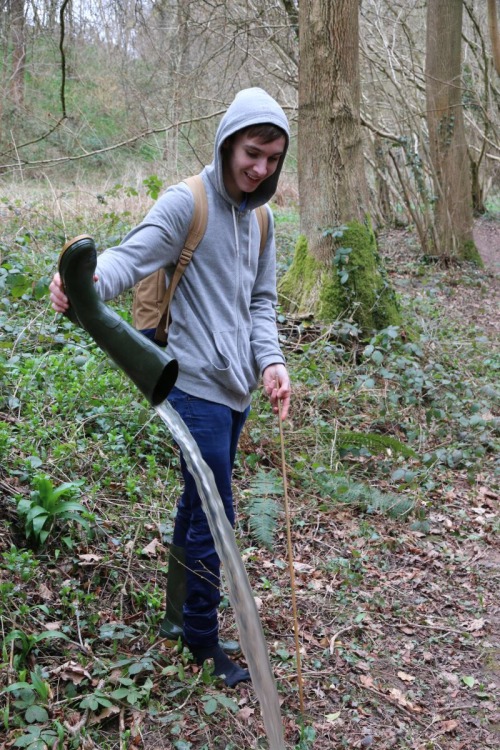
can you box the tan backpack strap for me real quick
[256,204,269,255]
[154,175,208,343]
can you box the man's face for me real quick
[223,132,286,202]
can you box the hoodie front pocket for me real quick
[210,328,258,395]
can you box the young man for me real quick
[50,88,291,687]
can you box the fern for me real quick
[336,430,417,459]
[243,469,283,549]
[319,475,414,519]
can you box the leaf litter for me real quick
[0,221,499,749]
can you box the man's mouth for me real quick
[245,172,261,183]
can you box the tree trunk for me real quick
[298,0,369,255]
[425,0,481,263]
[279,0,400,336]
[10,0,26,110]
[488,0,500,76]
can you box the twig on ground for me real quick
[329,624,357,654]
[119,525,141,620]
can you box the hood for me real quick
[209,87,290,210]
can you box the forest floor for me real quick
[474,215,500,277]
[0,206,499,750]
[282,215,500,750]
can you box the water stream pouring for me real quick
[155,402,285,749]
[57,237,286,749]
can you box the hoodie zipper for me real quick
[232,205,253,268]
[231,206,240,258]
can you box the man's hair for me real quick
[242,123,286,143]
[223,123,286,149]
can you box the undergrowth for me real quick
[0,183,498,749]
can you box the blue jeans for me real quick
[167,386,249,648]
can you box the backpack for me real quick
[132,174,270,345]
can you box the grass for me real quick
[0,180,499,749]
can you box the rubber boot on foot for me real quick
[158,544,185,642]
[190,644,250,688]
[158,546,241,656]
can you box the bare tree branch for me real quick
[59,0,71,118]
[0,110,226,170]
[0,0,71,159]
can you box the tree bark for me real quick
[487,0,500,76]
[298,0,369,258]
[280,0,400,336]
[10,0,26,110]
[425,0,480,262]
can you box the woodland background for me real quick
[0,2,499,750]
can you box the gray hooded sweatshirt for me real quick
[95,88,289,411]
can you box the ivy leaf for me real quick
[203,697,218,715]
[24,704,49,723]
[80,695,99,711]
[34,277,50,300]
[215,694,239,713]
[461,675,476,688]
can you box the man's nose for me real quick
[254,158,268,176]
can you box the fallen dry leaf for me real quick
[79,553,102,563]
[237,706,255,721]
[465,617,486,632]
[88,705,120,725]
[51,661,93,684]
[359,674,375,688]
[397,671,416,682]
[438,719,459,733]
[141,538,165,557]
[39,583,53,600]
[44,621,64,631]
[389,688,422,712]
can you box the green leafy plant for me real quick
[295,723,317,749]
[242,468,283,549]
[10,723,66,750]
[3,630,71,671]
[1,666,51,728]
[335,430,417,459]
[143,174,163,200]
[316,472,414,518]
[79,689,114,712]
[2,548,39,582]
[200,691,239,716]
[16,475,88,547]
[109,676,154,707]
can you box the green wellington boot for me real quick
[158,544,240,656]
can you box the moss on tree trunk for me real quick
[461,240,484,266]
[279,220,401,336]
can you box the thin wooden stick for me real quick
[277,398,305,715]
